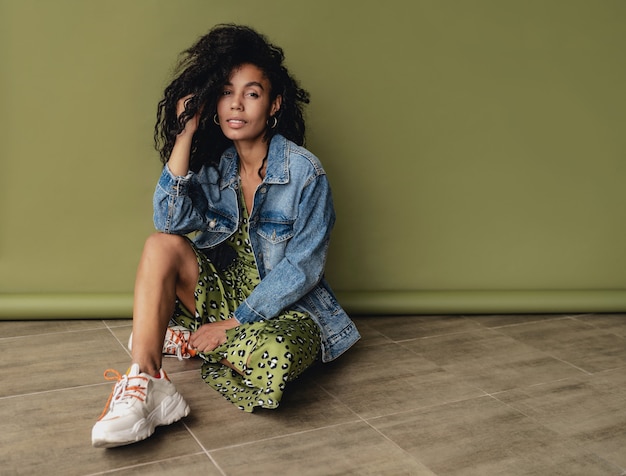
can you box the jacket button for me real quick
[209,220,216,229]
[260,187,267,193]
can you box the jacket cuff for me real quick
[234,300,266,324]
[158,165,193,197]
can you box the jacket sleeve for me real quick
[153,165,209,235]
[234,172,336,324]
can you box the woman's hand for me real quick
[188,318,241,353]
[176,94,202,136]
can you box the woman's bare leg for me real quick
[130,233,199,376]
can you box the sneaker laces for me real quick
[163,328,196,360]
[96,369,148,421]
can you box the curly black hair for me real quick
[154,24,310,172]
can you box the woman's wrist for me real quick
[168,134,193,176]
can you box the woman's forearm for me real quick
[167,95,199,177]
[167,130,193,176]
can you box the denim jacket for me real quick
[153,134,360,362]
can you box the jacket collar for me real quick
[219,134,290,189]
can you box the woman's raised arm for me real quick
[167,95,200,176]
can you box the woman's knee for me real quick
[143,232,190,256]
[140,233,197,272]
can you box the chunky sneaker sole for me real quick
[92,392,189,448]
[128,326,197,360]
[92,364,190,448]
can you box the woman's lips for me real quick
[227,118,246,127]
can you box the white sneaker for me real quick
[91,363,190,448]
[128,326,197,361]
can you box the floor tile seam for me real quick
[485,394,626,474]
[204,419,363,453]
[574,314,626,339]
[488,370,626,403]
[588,366,626,378]
[82,450,209,476]
[492,326,588,364]
[567,315,626,339]
[313,380,408,443]
[495,317,626,342]
[362,392,494,424]
[0,323,112,341]
[486,387,602,438]
[487,327,597,373]
[103,321,133,356]
[440,351,624,381]
[0,367,199,400]
[393,335,492,374]
[361,417,438,474]
[470,314,573,330]
[584,363,626,375]
[486,374,586,398]
[487,391,556,422]
[344,349,470,467]
[313,378,444,459]
[316,364,493,421]
[393,325,556,346]
[315,379,372,421]
[542,351,595,375]
[0,380,113,400]
[102,320,132,328]
[393,329,484,344]
[593,455,626,474]
[484,393,593,441]
[181,421,228,476]
[322,343,495,409]
[354,338,395,349]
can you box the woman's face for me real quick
[216,63,281,146]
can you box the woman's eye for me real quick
[247,91,259,98]
[222,90,231,96]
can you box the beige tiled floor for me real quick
[1,314,626,475]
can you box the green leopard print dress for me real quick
[170,190,321,412]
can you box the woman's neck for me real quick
[235,140,268,178]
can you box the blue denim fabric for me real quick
[153,134,360,362]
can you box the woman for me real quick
[92,24,359,448]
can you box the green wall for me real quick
[1,0,625,318]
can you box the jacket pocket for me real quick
[255,219,295,244]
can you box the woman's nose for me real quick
[230,98,243,110]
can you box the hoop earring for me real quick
[213,114,220,125]
[267,116,278,129]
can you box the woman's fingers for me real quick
[190,323,228,352]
